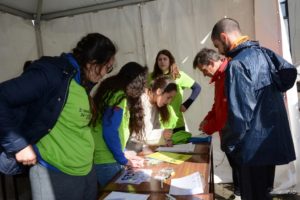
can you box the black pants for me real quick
[240,165,275,200]
[225,153,240,195]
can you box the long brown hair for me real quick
[72,33,117,122]
[91,62,148,138]
[149,76,177,123]
[152,49,180,80]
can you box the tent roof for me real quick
[0,0,153,20]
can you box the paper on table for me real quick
[156,143,195,153]
[104,191,149,200]
[146,152,191,164]
[169,172,204,195]
[115,169,152,184]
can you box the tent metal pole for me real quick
[0,4,32,19]
[138,3,147,66]
[34,0,44,57]
[41,0,154,20]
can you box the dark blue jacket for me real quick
[222,41,296,166]
[0,54,77,174]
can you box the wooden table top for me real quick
[138,143,211,156]
[102,155,210,194]
[100,143,213,199]
[99,192,213,200]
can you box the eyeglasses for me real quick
[106,64,113,74]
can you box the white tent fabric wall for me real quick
[0,12,37,81]
[1,0,297,191]
[40,6,145,69]
[140,0,254,141]
[288,0,300,193]
[288,0,300,66]
[255,0,300,194]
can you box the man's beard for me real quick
[221,39,231,55]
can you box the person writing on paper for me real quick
[193,48,240,198]
[211,18,296,199]
[91,62,148,187]
[150,49,201,132]
[128,76,178,151]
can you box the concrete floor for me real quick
[215,183,300,200]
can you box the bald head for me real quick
[211,18,241,40]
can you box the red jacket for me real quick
[202,59,228,135]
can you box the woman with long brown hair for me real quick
[91,62,148,187]
[0,33,116,200]
[151,49,201,132]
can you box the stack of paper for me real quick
[169,172,204,195]
[156,143,195,153]
[104,191,149,200]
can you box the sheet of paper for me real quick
[104,191,150,200]
[156,143,195,153]
[146,152,192,164]
[115,169,152,184]
[169,172,204,195]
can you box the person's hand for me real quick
[126,156,144,168]
[165,139,173,147]
[162,129,172,140]
[124,150,137,158]
[163,129,173,147]
[180,105,187,112]
[199,120,207,131]
[170,63,180,79]
[15,145,37,166]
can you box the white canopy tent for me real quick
[0,0,299,194]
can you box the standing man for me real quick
[211,18,296,200]
[193,48,240,198]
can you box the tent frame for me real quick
[0,0,154,20]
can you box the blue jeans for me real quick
[95,163,122,187]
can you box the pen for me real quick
[165,194,176,200]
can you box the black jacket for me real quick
[0,54,77,174]
[223,41,296,166]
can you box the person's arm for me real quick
[102,106,128,165]
[0,65,52,155]
[177,71,201,111]
[200,102,217,135]
[182,82,201,110]
[225,61,256,152]
[263,48,297,92]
